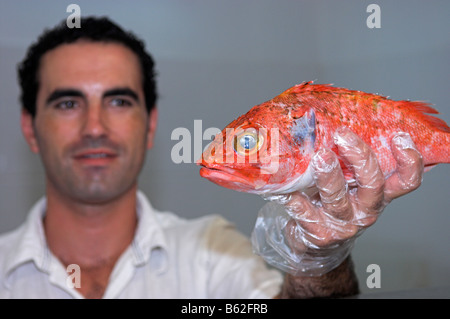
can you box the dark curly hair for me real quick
[17,16,157,117]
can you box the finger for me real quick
[311,148,352,221]
[384,132,423,202]
[284,192,319,229]
[334,127,385,215]
[285,191,359,248]
[284,192,337,245]
[284,218,309,254]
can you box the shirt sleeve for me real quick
[201,215,283,299]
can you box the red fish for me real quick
[198,81,450,195]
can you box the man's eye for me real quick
[110,98,132,107]
[55,100,78,110]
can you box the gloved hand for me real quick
[251,127,424,276]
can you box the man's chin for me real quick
[46,165,140,205]
[63,182,135,206]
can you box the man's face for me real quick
[22,41,156,205]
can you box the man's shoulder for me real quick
[138,191,235,236]
[0,223,27,278]
[0,224,25,252]
[154,210,234,238]
[153,210,252,255]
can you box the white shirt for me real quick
[0,191,282,299]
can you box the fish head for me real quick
[197,101,317,195]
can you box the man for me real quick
[0,17,423,299]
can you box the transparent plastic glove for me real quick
[252,127,424,276]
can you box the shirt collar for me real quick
[4,190,169,281]
[4,197,51,279]
[131,191,169,273]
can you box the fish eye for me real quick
[239,135,257,150]
[233,130,263,156]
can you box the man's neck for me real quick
[43,184,138,298]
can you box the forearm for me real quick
[278,256,359,299]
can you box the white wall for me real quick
[0,0,449,294]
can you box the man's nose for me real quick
[81,102,108,138]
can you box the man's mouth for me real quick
[73,150,118,166]
[78,153,112,158]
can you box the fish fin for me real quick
[286,81,334,95]
[291,109,316,153]
[424,115,450,133]
[398,101,450,133]
[424,164,438,172]
[289,81,314,92]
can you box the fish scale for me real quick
[198,81,449,195]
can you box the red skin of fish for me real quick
[199,81,449,194]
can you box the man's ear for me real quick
[146,106,158,150]
[21,110,40,153]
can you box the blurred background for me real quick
[0,0,449,295]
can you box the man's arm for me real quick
[275,128,424,298]
[280,256,358,299]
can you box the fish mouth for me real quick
[198,165,256,190]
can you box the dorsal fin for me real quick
[285,81,450,134]
[390,100,450,133]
